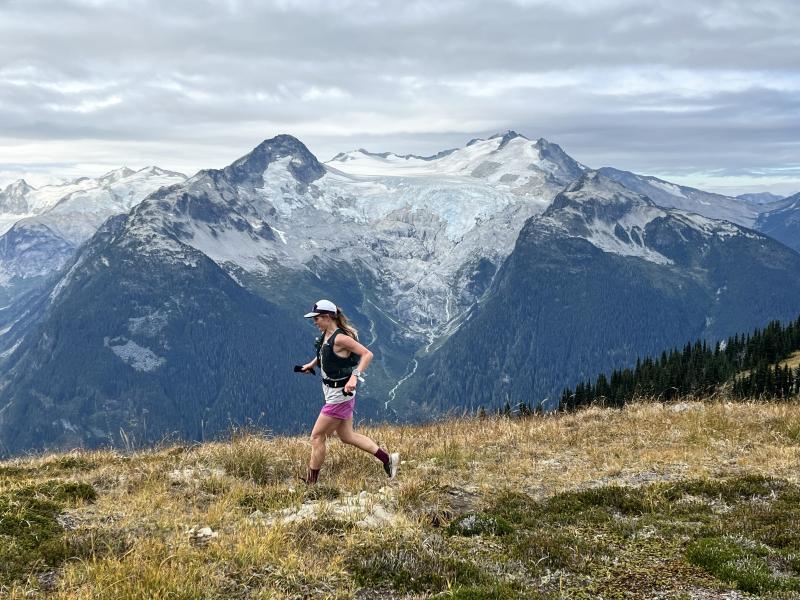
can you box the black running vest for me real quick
[315,329,360,380]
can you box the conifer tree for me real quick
[559,314,800,410]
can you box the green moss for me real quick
[487,490,538,525]
[723,489,800,550]
[44,455,99,472]
[682,480,800,594]
[545,485,650,519]
[589,540,718,598]
[0,480,97,584]
[661,474,782,504]
[42,480,97,503]
[481,476,800,596]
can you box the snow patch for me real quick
[578,202,674,265]
[648,179,687,199]
[676,212,757,240]
[272,226,287,244]
[104,336,166,371]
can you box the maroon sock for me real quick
[374,449,390,465]
[306,467,320,484]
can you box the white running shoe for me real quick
[383,452,400,478]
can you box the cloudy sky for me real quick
[1,0,799,195]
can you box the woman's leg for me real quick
[336,418,379,454]
[309,413,341,470]
[336,419,400,478]
[337,418,399,478]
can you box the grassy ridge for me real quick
[2,399,800,598]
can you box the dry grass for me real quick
[2,397,800,598]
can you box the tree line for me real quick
[554,316,800,412]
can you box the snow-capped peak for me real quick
[3,179,35,195]
[98,167,137,185]
[595,166,773,229]
[136,166,185,178]
[0,164,187,241]
[223,134,326,186]
[329,147,458,163]
[0,179,37,215]
[490,130,529,148]
[325,131,586,189]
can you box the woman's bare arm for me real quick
[335,335,373,393]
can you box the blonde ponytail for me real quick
[335,309,358,340]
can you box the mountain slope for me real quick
[0,213,324,455]
[401,172,800,414]
[596,166,766,227]
[597,166,800,255]
[737,192,786,204]
[755,191,800,254]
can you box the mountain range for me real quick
[0,167,187,363]
[0,167,186,285]
[403,172,800,414]
[0,133,798,455]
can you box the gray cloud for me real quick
[1,0,799,194]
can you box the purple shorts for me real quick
[321,398,356,420]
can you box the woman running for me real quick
[298,299,399,484]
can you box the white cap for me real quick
[304,299,338,318]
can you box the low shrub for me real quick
[687,536,800,594]
[446,513,513,537]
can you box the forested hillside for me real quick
[559,316,800,411]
